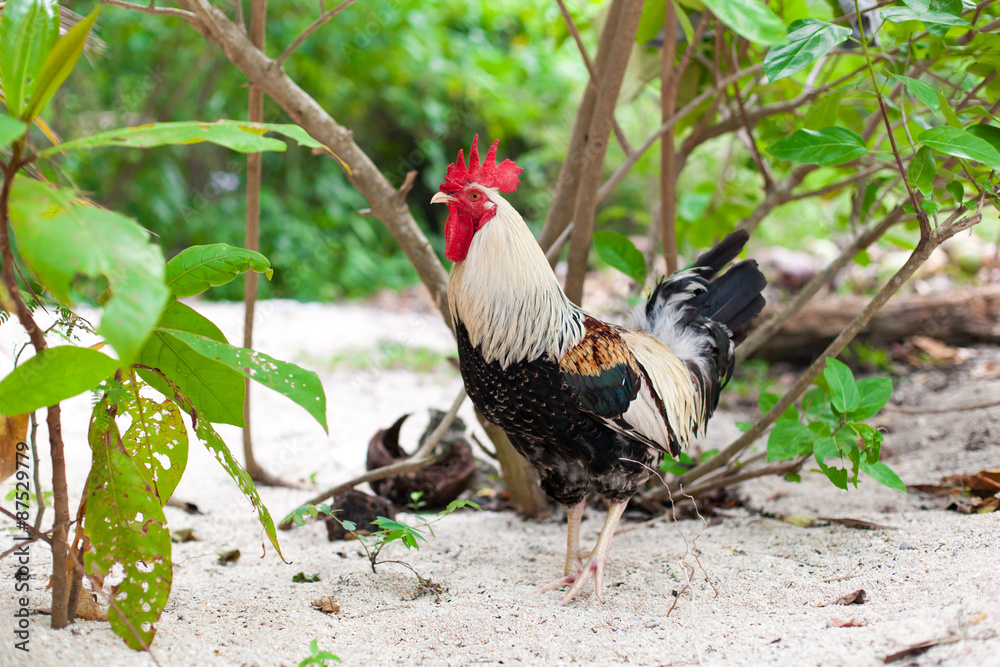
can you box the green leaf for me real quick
[889,74,940,112]
[849,422,884,463]
[764,19,851,82]
[784,472,801,483]
[593,231,647,283]
[946,180,964,203]
[701,0,787,46]
[847,377,893,421]
[0,346,119,414]
[881,6,970,27]
[938,90,962,130]
[39,120,329,158]
[803,90,843,130]
[0,113,28,148]
[165,243,273,298]
[823,357,860,414]
[84,397,172,650]
[673,1,694,44]
[766,127,867,166]
[136,300,246,428]
[117,375,188,506]
[813,436,848,489]
[919,126,1000,171]
[160,329,328,433]
[637,0,666,44]
[24,6,99,119]
[861,460,906,491]
[965,124,1000,157]
[801,386,828,420]
[908,146,936,194]
[767,418,815,461]
[7,178,168,364]
[0,0,59,118]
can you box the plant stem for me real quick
[0,141,71,628]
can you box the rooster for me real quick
[431,137,766,604]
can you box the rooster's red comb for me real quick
[440,135,523,194]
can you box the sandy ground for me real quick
[1,299,999,667]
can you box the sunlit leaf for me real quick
[965,124,1000,157]
[165,244,273,298]
[38,119,333,158]
[25,6,99,119]
[702,0,787,46]
[0,0,59,118]
[764,19,851,82]
[766,127,867,166]
[637,0,666,44]
[881,6,969,27]
[0,346,119,414]
[938,90,962,130]
[8,178,168,364]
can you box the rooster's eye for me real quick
[470,192,481,201]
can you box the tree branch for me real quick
[563,0,644,304]
[175,0,452,331]
[99,0,196,20]
[276,0,361,67]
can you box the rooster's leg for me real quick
[563,500,586,575]
[541,500,627,604]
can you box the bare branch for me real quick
[276,0,361,67]
[278,388,466,530]
[99,0,196,20]
[177,0,452,331]
[563,0,644,304]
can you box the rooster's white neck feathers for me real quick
[448,188,585,369]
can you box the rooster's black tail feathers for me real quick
[630,230,767,429]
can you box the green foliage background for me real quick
[45,0,1000,301]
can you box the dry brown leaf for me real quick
[832,589,867,605]
[830,617,867,627]
[217,548,241,565]
[823,517,898,531]
[910,335,964,363]
[74,593,108,621]
[311,596,340,614]
[171,528,198,543]
[0,413,30,483]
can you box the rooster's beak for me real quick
[431,192,456,205]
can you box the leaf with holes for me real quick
[160,329,327,433]
[766,127,867,166]
[764,19,851,82]
[165,244,273,298]
[117,375,188,506]
[180,397,284,561]
[83,397,172,650]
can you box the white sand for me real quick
[1,299,998,666]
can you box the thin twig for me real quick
[276,0,361,66]
[278,387,467,529]
[100,0,196,19]
[30,411,46,531]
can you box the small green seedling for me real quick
[299,638,340,666]
[763,357,903,491]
